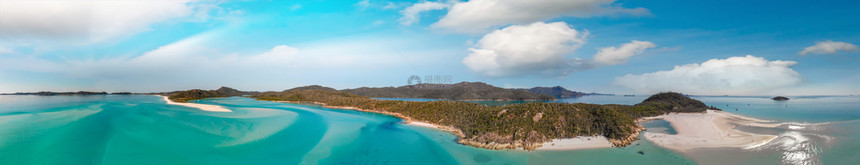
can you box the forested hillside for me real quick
[166,87,258,102]
[252,86,708,150]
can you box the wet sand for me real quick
[642,110,777,151]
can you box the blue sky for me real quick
[1,0,858,95]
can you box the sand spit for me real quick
[642,110,777,151]
[159,95,232,112]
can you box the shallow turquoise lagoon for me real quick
[562,95,860,165]
[1,95,857,164]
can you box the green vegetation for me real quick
[168,89,224,102]
[252,87,708,150]
[166,87,259,102]
[634,92,710,113]
[162,84,707,150]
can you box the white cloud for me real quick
[356,0,371,9]
[430,0,649,33]
[0,46,12,55]
[462,22,590,77]
[357,0,404,10]
[593,40,656,65]
[244,45,299,66]
[383,2,399,10]
[0,31,437,92]
[769,73,860,95]
[614,55,802,95]
[462,22,658,77]
[0,0,219,43]
[399,1,453,25]
[798,40,858,55]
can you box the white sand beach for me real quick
[406,121,464,135]
[159,95,232,112]
[536,136,614,151]
[642,110,777,151]
[407,121,439,129]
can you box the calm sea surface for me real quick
[0,95,856,164]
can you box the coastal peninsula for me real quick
[154,86,259,112]
[159,95,232,112]
[159,84,723,151]
[251,86,711,150]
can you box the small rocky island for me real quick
[772,96,790,101]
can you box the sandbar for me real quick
[642,110,777,151]
[159,95,232,112]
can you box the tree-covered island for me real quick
[165,85,709,150]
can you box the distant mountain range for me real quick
[165,83,583,102]
[2,83,608,101]
[526,86,587,99]
[163,87,260,102]
[287,85,338,92]
[341,82,556,101]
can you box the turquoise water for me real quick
[641,119,677,135]
[0,95,694,164]
[562,95,860,165]
[375,95,860,164]
[1,95,857,164]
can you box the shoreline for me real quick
[271,100,466,136]
[535,136,614,151]
[642,110,777,152]
[159,95,232,112]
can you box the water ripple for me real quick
[746,122,834,165]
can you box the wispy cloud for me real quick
[412,0,651,34]
[399,1,453,26]
[0,0,226,44]
[799,40,858,55]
